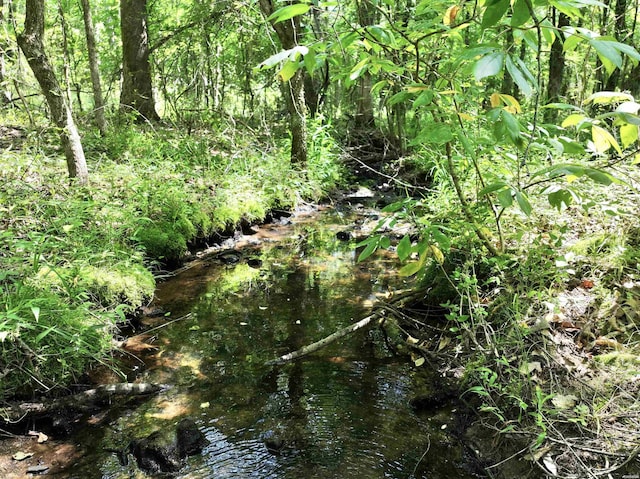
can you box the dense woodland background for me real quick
[2,0,640,476]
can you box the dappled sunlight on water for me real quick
[51,207,478,479]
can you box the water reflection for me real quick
[62,208,476,479]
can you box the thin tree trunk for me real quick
[544,9,569,122]
[120,0,159,121]
[258,0,308,164]
[355,0,376,127]
[80,0,107,135]
[605,0,628,90]
[17,0,88,184]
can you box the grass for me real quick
[0,115,345,400]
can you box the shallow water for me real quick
[54,206,479,479]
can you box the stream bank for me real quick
[0,192,490,479]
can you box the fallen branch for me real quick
[265,289,425,366]
[0,383,170,425]
[266,312,385,366]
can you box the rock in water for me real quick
[129,417,208,473]
[176,418,208,457]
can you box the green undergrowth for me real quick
[365,147,640,472]
[0,116,344,400]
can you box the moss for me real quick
[31,262,155,312]
[79,264,155,311]
[135,223,188,262]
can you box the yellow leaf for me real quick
[443,5,460,25]
[430,245,445,265]
[620,123,638,148]
[458,112,474,121]
[407,85,430,93]
[438,336,451,351]
[561,113,586,128]
[414,357,426,367]
[592,125,622,154]
[277,60,299,82]
[498,93,522,113]
[566,174,579,183]
[490,92,501,108]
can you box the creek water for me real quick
[53,205,481,479]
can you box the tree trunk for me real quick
[258,0,308,164]
[355,0,376,127]
[544,9,569,122]
[120,0,159,121]
[604,0,628,91]
[80,0,107,135]
[17,0,88,184]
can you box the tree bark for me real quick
[17,0,88,184]
[605,0,628,91]
[544,9,569,122]
[80,0,107,135]
[258,0,308,164]
[355,0,376,127]
[120,0,159,121]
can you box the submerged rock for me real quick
[128,417,208,473]
[264,437,285,455]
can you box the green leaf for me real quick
[515,191,532,215]
[505,55,533,96]
[547,188,574,210]
[303,48,317,74]
[474,51,505,81]
[267,3,311,24]
[349,58,370,81]
[584,168,613,185]
[399,261,424,277]
[479,181,509,196]
[590,39,623,72]
[497,188,514,208]
[357,240,379,262]
[388,90,412,105]
[31,306,40,322]
[413,90,434,108]
[481,0,509,29]
[511,0,531,27]
[423,123,453,144]
[501,110,522,143]
[35,326,55,343]
[397,235,412,261]
[429,226,451,250]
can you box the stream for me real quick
[19,203,486,478]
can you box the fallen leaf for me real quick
[542,454,558,475]
[12,451,34,461]
[551,394,579,409]
[580,279,595,289]
[28,430,48,443]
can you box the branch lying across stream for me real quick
[265,290,426,366]
[0,383,170,425]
